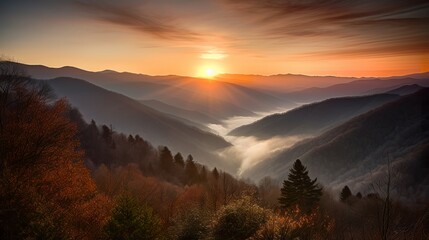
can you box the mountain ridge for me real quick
[243,88,429,201]
[47,77,234,170]
[229,93,400,139]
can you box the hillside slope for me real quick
[230,94,399,139]
[244,89,429,201]
[47,77,232,169]
[287,76,429,103]
[14,62,292,119]
[140,99,220,125]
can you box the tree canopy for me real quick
[279,159,322,212]
[104,194,161,240]
[0,62,110,239]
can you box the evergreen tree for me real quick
[135,134,143,142]
[212,167,219,180]
[102,124,115,148]
[104,194,161,240]
[174,152,185,168]
[200,166,208,183]
[102,125,112,143]
[185,155,198,184]
[279,159,322,212]
[89,119,99,135]
[356,192,362,199]
[340,185,352,202]
[127,134,135,143]
[159,146,174,174]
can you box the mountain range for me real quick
[243,88,429,202]
[6,61,429,198]
[13,62,293,120]
[229,93,400,139]
[286,76,429,103]
[47,77,233,169]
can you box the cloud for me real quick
[219,135,307,176]
[220,0,429,26]
[200,49,228,60]
[218,0,429,56]
[75,0,202,41]
[208,106,304,176]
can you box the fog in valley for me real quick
[208,106,311,177]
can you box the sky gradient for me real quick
[1,0,428,77]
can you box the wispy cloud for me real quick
[200,49,228,60]
[75,0,202,41]
[218,0,429,56]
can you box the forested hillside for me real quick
[47,77,232,170]
[230,94,399,139]
[245,89,429,203]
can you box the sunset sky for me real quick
[1,0,428,77]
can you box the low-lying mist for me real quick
[207,106,309,177]
[220,135,309,176]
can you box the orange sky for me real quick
[1,0,428,77]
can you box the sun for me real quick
[196,65,223,79]
[205,68,217,78]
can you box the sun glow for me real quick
[205,68,216,77]
[197,65,223,79]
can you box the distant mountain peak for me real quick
[98,69,118,74]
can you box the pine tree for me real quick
[200,166,208,183]
[174,152,185,168]
[89,119,99,135]
[135,134,143,142]
[159,146,174,174]
[127,134,135,143]
[212,167,219,181]
[102,125,112,143]
[356,192,362,199]
[101,124,115,148]
[185,155,198,184]
[340,185,352,202]
[279,159,322,212]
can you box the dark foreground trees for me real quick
[104,194,162,240]
[279,159,323,212]
[0,62,110,239]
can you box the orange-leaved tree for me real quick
[0,61,111,239]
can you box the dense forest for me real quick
[1,62,428,239]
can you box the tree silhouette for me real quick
[212,167,220,180]
[174,152,185,168]
[200,166,208,183]
[159,146,174,174]
[127,134,135,143]
[340,185,352,202]
[279,159,322,212]
[356,192,363,199]
[185,155,198,184]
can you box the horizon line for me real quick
[3,60,429,80]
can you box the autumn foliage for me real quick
[0,62,110,239]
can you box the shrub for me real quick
[251,207,335,240]
[170,207,210,240]
[104,194,162,240]
[212,196,267,240]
